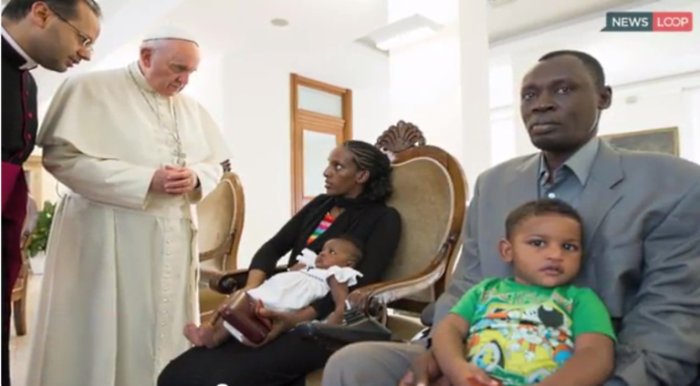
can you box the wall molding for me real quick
[490,70,700,118]
[613,71,700,96]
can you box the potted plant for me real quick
[26,201,56,275]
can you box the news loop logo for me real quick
[602,11,693,32]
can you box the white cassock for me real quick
[24,60,231,386]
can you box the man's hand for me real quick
[450,362,500,386]
[149,166,198,195]
[164,165,198,195]
[149,168,171,194]
[399,349,442,386]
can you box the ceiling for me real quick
[486,0,700,109]
[492,0,700,92]
[487,0,654,41]
[386,0,651,42]
[27,0,674,106]
[28,0,655,61]
[155,0,389,54]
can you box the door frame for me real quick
[290,74,352,214]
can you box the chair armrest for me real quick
[294,319,392,351]
[420,302,435,327]
[208,266,289,295]
[351,240,454,310]
[294,302,392,351]
[199,267,223,284]
[208,268,250,294]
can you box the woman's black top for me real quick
[248,194,402,318]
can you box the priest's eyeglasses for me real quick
[46,5,94,50]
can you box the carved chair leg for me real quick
[13,298,26,336]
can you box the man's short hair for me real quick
[331,234,364,264]
[2,0,102,21]
[539,50,606,89]
[505,199,584,242]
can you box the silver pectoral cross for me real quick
[173,149,187,167]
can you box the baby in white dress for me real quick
[184,235,363,347]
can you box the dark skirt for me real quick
[158,332,333,386]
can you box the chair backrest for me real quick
[22,197,39,247]
[196,172,245,272]
[15,197,38,291]
[375,121,468,312]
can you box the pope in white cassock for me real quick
[25,27,231,386]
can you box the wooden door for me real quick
[290,74,352,213]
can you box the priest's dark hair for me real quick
[2,0,102,21]
[539,50,606,89]
[343,140,394,203]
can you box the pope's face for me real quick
[140,39,200,96]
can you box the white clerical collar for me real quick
[128,62,157,93]
[1,26,38,70]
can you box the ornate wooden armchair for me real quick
[196,172,246,322]
[304,122,468,385]
[207,121,468,385]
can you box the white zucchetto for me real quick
[142,25,198,46]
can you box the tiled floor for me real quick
[9,273,42,386]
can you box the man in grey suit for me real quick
[322,50,700,386]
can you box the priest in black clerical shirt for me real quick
[1,1,100,384]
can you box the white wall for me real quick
[599,77,700,164]
[487,0,700,165]
[389,25,463,160]
[183,52,226,129]
[491,73,700,165]
[387,0,494,189]
[222,43,390,266]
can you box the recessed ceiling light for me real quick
[488,0,517,7]
[271,18,289,27]
[365,14,443,52]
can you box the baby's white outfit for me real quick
[246,249,363,312]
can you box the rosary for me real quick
[127,65,187,167]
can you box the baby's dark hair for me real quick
[505,199,584,241]
[330,234,364,264]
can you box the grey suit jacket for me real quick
[432,140,700,386]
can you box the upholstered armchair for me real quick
[196,172,246,323]
[207,121,468,385]
[12,197,39,336]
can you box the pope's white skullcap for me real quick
[142,25,198,46]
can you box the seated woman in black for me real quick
[158,140,402,386]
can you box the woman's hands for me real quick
[241,308,298,347]
[325,310,344,325]
[347,289,371,311]
[240,306,318,348]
